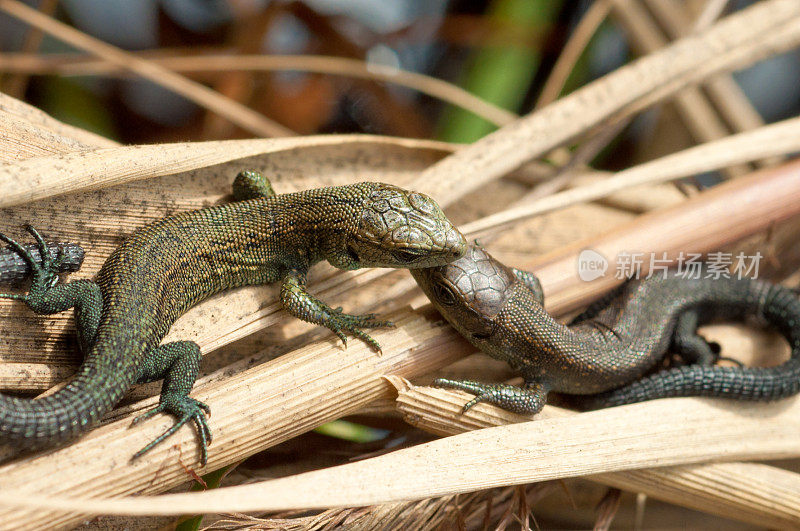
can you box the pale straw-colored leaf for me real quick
[395,382,800,530]
[0,134,452,208]
[2,164,800,528]
[1,395,799,516]
[459,115,800,239]
[0,92,117,163]
[5,117,800,391]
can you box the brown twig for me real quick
[411,0,800,201]
[535,0,612,108]
[0,51,519,127]
[0,0,58,98]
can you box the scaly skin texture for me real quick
[411,245,800,415]
[0,171,466,465]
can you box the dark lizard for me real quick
[411,244,800,415]
[0,241,83,283]
[0,171,466,464]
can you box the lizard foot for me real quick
[671,310,731,366]
[132,396,212,466]
[433,378,547,415]
[280,271,394,353]
[324,308,394,353]
[0,225,68,302]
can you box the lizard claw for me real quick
[323,309,393,353]
[0,226,63,301]
[432,378,547,416]
[132,396,212,466]
[461,395,486,413]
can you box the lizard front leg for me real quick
[433,378,549,415]
[131,340,212,465]
[512,268,545,304]
[0,225,102,353]
[231,169,276,200]
[280,270,393,353]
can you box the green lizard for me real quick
[0,171,466,465]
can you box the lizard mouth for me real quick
[391,248,427,264]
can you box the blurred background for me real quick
[2,0,799,172]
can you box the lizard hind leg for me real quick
[132,340,212,465]
[433,378,548,415]
[671,310,726,366]
[232,170,276,200]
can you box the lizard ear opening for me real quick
[346,244,360,264]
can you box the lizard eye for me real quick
[391,248,422,263]
[346,245,360,264]
[432,281,457,306]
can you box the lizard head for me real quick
[341,184,466,269]
[411,245,516,343]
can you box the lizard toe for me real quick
[342,325,382,353]
[131,396,212,465]
[131,403,166,425]
[461,395,486,414]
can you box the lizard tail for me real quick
[0,339,137,449]
[574,282,800,409]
